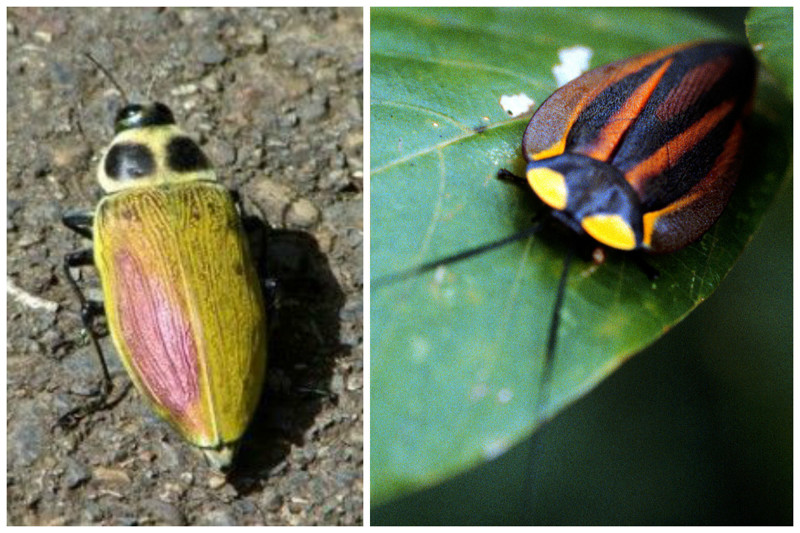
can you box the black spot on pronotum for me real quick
[167,136,211,173]
[105,143,156,180]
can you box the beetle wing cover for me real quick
[524,42,756,252]
[523,42,687,162]
[94,181,266,448]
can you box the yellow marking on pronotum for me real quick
[581,213,637,250]
[527,167,568,210]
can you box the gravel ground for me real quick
[7,7,363,526]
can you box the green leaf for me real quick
[746,6,793,99]
[371,7,791,507]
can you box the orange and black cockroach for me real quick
[375,41,757,401]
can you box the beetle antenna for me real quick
[372,222,544,288]
[538,245,573,408]
[145,74,158,102]
[84,53,129,104]
[145,57,168,102]
[522,245,573,513]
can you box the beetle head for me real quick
[114,102,176,133]
[527,153,644,250]
[86,54,216,195]
[97,102,216,194]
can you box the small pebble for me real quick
[197,42,227,65]
[63,457,91,489]
[286,198,320,228]
[199,509,236,526]
[208,474,227,490]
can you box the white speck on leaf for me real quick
[483,438,509,460]
[410,336,430,363]
[470,383,488,400]
[499,93,535,117]
[498,388,513,404]
[553,45,593,86]
[433,266,446,284]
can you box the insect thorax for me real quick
[97,124,216,193]
[528,153,645,250]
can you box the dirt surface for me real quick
[7,7,363,525]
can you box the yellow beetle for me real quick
[62,62,267,470]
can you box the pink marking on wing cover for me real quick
[113,250,202,422]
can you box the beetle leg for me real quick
[245,223,280,331]
[230,188,269,229]
[242,213,267,250]
[496,168,528,189]
[62,209,94,239]
[230,187,271,260]
[59,248,113,428]
[262,277,280,333]
[229,188,281,335]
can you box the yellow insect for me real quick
[62,57,267,469]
